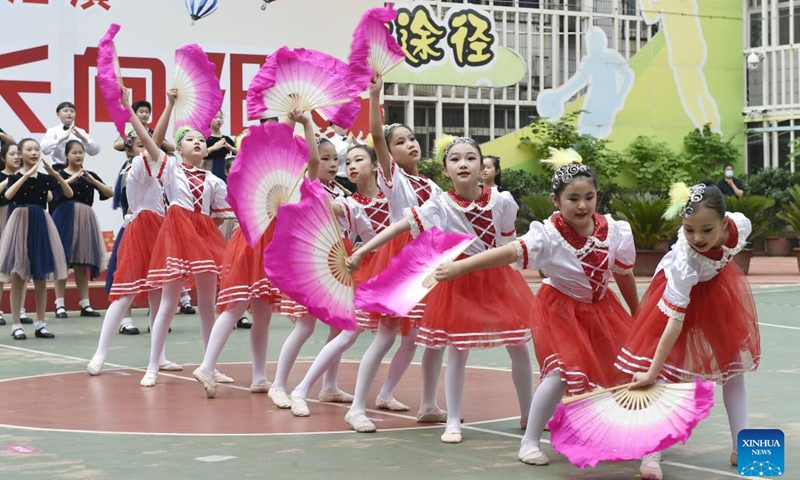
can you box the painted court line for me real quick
[0,344,745,478]
[759,322,800,331]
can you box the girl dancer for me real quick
[87,92,180,375]
[348,136,535,443]
[0,139,75,339]
[136,90,233,387]
[192,117,310,399]
[268,112,353,411]
[480,155,506,192]
[435,150,638,458]
[51,140,113,318]
[341,75,447,429]
[288,143,416,419]
[616,181,760,480]
[0,143,28,326]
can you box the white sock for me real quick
[350,319,399,413]
[92,296,135,362]
[521,373,568,446]
[121,317,134,326]
[55,297,65,309]
[79,298,91,309]
[506,344,534,420]
[271,316,316,391]
[34,320,46,330]
[12,323,22,330]
[444,346,469,432]
[294,329,358,398]
[180,292,191,306]
[723,374,749,452]
[419,347,444,412]
[378,328,417,397]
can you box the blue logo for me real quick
[738,429,784,477]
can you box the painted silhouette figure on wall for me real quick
[639,0,721,133]
[536,27,634,138]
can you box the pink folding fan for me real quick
[97,23,129,137]
[173,44,223,138]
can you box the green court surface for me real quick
[0,284,798,479]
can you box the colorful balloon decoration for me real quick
[184,0,218,24]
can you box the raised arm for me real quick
[434,243,517,281]
[86,172,115,199]
[288,109,320,181]
[0,130,15,145]
[123,88,168,162]
[40,125,73,156]
[151,88,177,149]
[369,75,392,176]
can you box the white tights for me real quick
[197,299,272,384]
[444,344,534,433]
[723,374,749,452]
[521,373,568,446]
[271,315,341,393]
[92,289,163,363]
[348,321,418,413]
[145,273,217,373]
[291,328,359,398]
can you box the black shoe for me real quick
[180,304,196,314]
[20,314,34,324]
[35,327,55,339]
[80,306,101,317]
[236,317,252,329]
[119,324,140,335]
[55,307,68,319]
[146,326,172,333]
[11,327,26,340]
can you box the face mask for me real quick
[725,170,734,178]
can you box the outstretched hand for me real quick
[369,74,383,96]
[346,252,363,272]
[287,108,309,125]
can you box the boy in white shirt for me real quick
[40,101,100,169]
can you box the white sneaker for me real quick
[86,357,104,376]
[345,411,376,433]
[140,370,158,387]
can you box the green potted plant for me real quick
[611,194,679,277]
[746,167,799,255]
[777,185,800,273]
[724,195,775,274]
[516,194,556,232]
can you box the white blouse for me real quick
[145,152,233,218]
[403,187,518,256]
[125,152,166,219]
[514,213,636,303]
[341,191,391,243]
[378,158,443,222]
[655,212,751,321]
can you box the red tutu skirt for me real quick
[216,223,281,312]
[533,284,633,395]
[418,263,533,349]
[146,205,227,287]
[616,263,760,384]
[354,231,423,334]
[108,210,163,300]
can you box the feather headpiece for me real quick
[663,182,706,219]
[541,147,589,190]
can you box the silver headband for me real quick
[552,163,591,190]
[382,123,402,138]
[443,137,477,159]
[680,184,706,218]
